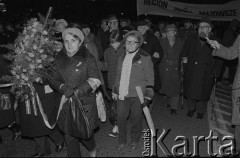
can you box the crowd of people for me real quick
[0,12,240,157]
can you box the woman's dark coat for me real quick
[50,46,101,135]
[180,34,215,100]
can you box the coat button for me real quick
[76,69,79,71]
[166,68,168,71]
[195,62,198,64]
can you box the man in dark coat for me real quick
[159,24,185,115]
[220,19,239,84]
[180,18,216,120]
[137,20,163,91]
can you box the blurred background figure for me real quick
[104,30,124,138]
[178,19,196,41]
[219,19,239,85]
[0,21,21,145]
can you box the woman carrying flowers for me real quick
[50,23,101,157]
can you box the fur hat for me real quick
[123,30,144,46]
[62,28,85,42]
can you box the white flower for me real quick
[35,77,41,82]
[26,56,31,61]
[37,64,43,69]
[20,74,28,81]
[39,49,44,53]
[43,30,48,35]
[16,75,20,79]
[28,52,35,58]
[36,59,42,63]
[33,45,38,50]
[33,21,39,27]
[41,54,47,59]
[11,70,16,75]
[29,64,35,69]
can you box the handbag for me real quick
[67,96,93,139]
[0,93,11,111]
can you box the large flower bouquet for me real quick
[2,18,62,97]
[1,8,65,116]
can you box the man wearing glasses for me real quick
[180,18,216,120]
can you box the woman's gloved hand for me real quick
[140,98,152,109]
[60,84,74,98]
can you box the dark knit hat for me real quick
[137,20,148,27]
[229,19,239,28]
[80,24,90,29]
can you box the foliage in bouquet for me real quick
[2,18,63,98]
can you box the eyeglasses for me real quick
[108,21,119,25]
[126,40,138,45]
[199,25,211,29]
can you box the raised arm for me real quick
[212,35,240,60]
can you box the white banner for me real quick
[137,0,240,21]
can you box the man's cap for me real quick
[229,19,239,28]
[165,24,178,32]
[108,14,118,22]
[198,17,213,28]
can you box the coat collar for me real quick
[120,48,149,64]
[59,45,88,59]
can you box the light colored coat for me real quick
[213,35,240,125]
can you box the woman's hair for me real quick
[110,30,123,44]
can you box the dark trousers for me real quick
[187,98,208,115]
[234,125,240,152]
[34,128,64,153]
[65,134,96,157]
[117,97,142,144]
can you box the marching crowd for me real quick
[0,12,240,157]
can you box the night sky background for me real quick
[0,0,236,24]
